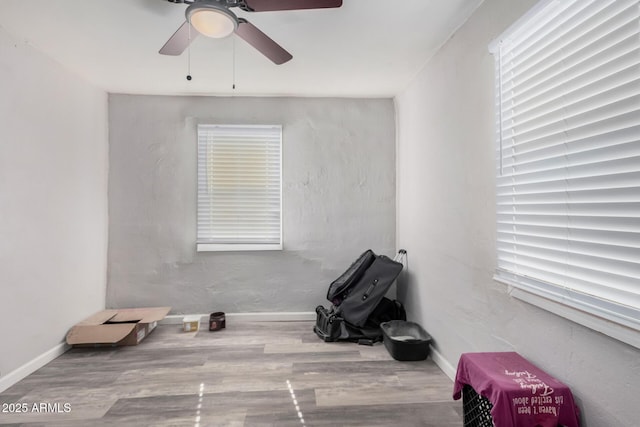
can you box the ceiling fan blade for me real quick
[159,21,199,55]
[235,19,292,65]
[242,0,342,12]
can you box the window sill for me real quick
[197,243,283,252]
[495,275,640,350]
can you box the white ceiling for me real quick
[0,0,482,97]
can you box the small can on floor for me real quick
[182,315,200,332]
[209,312,226,331]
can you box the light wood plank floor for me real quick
[0,321,462,426]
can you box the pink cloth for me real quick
[453,352,580,427]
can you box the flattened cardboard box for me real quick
[66,307,171,347]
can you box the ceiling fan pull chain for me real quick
[232,36,236,90]
[186,23,193,81]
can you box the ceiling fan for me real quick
[159,0,343,65]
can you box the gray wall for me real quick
[0,27,108,384]
[395,0,640,426]
[107,95,396,314]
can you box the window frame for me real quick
[489,0,640,349]
[196,124,283,252]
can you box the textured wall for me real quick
[0,27,108,381]
[395,0,640,426]
[107,95,396,314]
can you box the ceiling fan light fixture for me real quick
[186,2,238,39]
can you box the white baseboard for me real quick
[430,345,457,381]
[160,311,316,325]
[0,343,69,393]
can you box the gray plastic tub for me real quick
[380,320,432,361]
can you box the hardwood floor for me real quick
[0,321,463,426]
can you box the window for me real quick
[197,124,282,251]
[490,0,640,346]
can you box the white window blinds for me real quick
[197,124,282,251]
[491,0,640,332]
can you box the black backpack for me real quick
[314,249,406,345]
